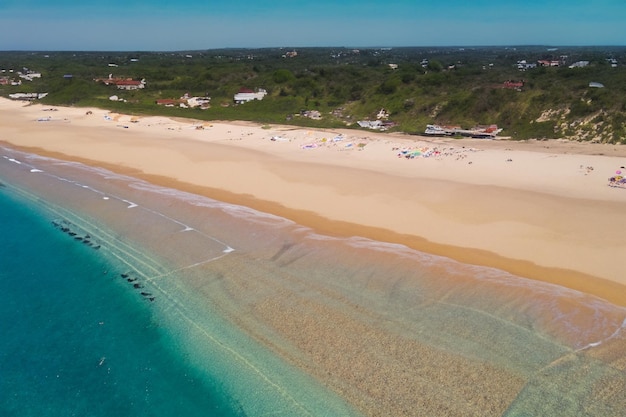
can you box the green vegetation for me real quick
[1,46,625,143]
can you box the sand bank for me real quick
[1,98,625,306]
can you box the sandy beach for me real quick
[1,98,625,306]
[2,98,626,417]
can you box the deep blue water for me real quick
[0,190,243,417]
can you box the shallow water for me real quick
[1,146,625,417]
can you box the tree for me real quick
[272,69,295,84]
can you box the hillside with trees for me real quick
[1,46,625,143]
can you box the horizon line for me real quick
[2,44,626,54]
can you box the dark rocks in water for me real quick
[118,272,152,297]
[140,291,156,302]
[51,221,99,248]
[51,220,99,251]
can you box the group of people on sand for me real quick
[608,166,626,188]
[393,145,480,161]
[609,167,626,188]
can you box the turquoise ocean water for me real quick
[0,172,249,416]
[1,146,625,417]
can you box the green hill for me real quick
[1,46,625,143]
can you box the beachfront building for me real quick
[357,120,384,129]
[156,94,211,109]
[9,92,49,100]
[233,88,267,104]
[114,79,146,90]
[185,95,211,108]
[95,75,146,90]
[357,120,396,131]
[424,123,502,138]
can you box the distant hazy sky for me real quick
[1,0,624,51]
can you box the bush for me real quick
[378,78,400,95]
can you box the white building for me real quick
[18,71,42,81]
[517,60,537,70]
[233,88,267,104]
[186,96,211,108]
[9,92,48,100]
[357,120,384,129]
[569,61,590,68]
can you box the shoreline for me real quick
[1,98,626,307]
[2,139,626,417]
[6,143,626,307]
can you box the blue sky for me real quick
[1,0,624,51]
